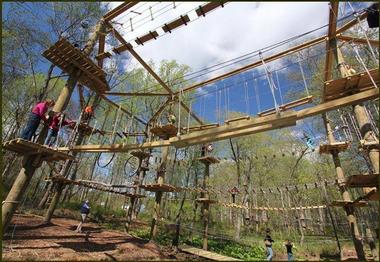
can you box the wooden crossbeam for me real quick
[337,35,379,47]
[346,174,379,188]
[257,96,313,117]
[56,88,379,153]
[103,2,139,22]
[105,92,170,97]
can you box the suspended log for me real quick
[196,156,220,165]
[140,183,180,192]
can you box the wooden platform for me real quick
[258,96,313,117]
[151,124,178,139]
[179,245,242,261]
[196,198,217,204]
[359,139,380,150]
[42,38,109,93]
[346,174,379,188]
[319,141,350,154]
[130,150,150,159]
[2,139,75,162]
[323,68,378,102]
[330,200,368,207]
[124,193,146,199]
[67,123,99,136]
[196,156,220,165]
[140,183,180,192]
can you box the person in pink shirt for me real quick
[44,112,75,146]
[20,99,55,141]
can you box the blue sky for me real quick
[2,2,375,141]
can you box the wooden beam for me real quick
[97,34,106,68]
[148,98,172,125]
[58,140,170,153]
[107,23,203,125]
[105,92,171,97]
[99,94,147,125]
[336,34,379,47]
[335,11,369,35]
[103,2,139,22]
[324,2,339,82]
[177,36,326,95]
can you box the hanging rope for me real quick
[347,2,379,64]
[297,52,310,96]
[177,90,182,136]
[259,51,280,114]
[87,119,98,143]
[275,70,284,105]
[110,104,122,144]
[53,112,65,148]
[349,43,378,89]
[187,100,192,134]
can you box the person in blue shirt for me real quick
[264,228,275,261]
[75,200,90,233]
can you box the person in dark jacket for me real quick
[264,228,275,261]
[284,239,295,261]
[20,99,55,141]
[75,200,90,233]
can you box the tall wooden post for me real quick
[150,146,170,240]
[333,46,378,260]
[42,19,107,224]
[1,19,106,232]
[323,115,366,260]
[202,162,210,250]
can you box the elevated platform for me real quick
[346,174,379,188]
[323,68,378,102]
[3,139,75,162]
[330,200,368,207]
[359,139,380,150]
[319,141,350,154]
[124,193,146,199]
[130,150,150,159]
[140,183,180,192]
[42,38,109,93]
[179,245,242,261]
[151,124,178,139]
[67,123,99,136]
[196,156,220,165]
[258,96,313,117]
[196,198,217,204]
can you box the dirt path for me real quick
[2,214,168,261]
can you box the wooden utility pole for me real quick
[323,114,366,260]
[333,45,378,261]
[202,161,211,250]
[150,146,170,240]
[1,19,106,232]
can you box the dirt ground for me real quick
[2,214,201,261]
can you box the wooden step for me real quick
[130,150,151,159]
[196,156,220,165]
[151,124,178,139]
[346,174,379,188]
[319,141,350,154]
[140,183,180,192]
[359,139,380,150]
[330,200,368,207]
[196,198,217,204]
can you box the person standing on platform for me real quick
[20,99,55,141]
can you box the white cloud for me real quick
[105,2,329,73]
